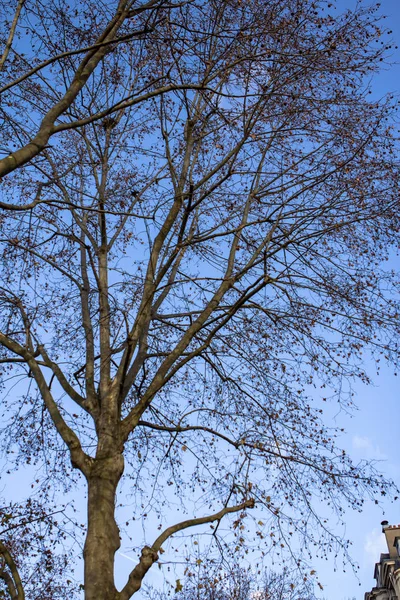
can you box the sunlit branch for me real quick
[0,0,134,178]
[0,0,26,73]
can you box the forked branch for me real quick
[0,333,93,476]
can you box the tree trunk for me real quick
[83,455,124,600]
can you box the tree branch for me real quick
[0,0,132,177]
[38,344,91,414]
[118,499,255,600]
[0,540,25,600]
[52,84,208,133]
[0,27,152,94]
[0,333,93,476]
[0,0,26,73]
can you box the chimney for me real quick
[381,520,389,533]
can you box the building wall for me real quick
[365,525,400,600]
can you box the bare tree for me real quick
[0,0,399,598]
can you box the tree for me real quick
[144,565,318,600]
[0,498,81,599]
[0,0,399,598]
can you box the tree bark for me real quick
[83,454,124,600]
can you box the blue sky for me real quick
[310,4,400,598]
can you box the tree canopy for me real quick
[0,0,399,598]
